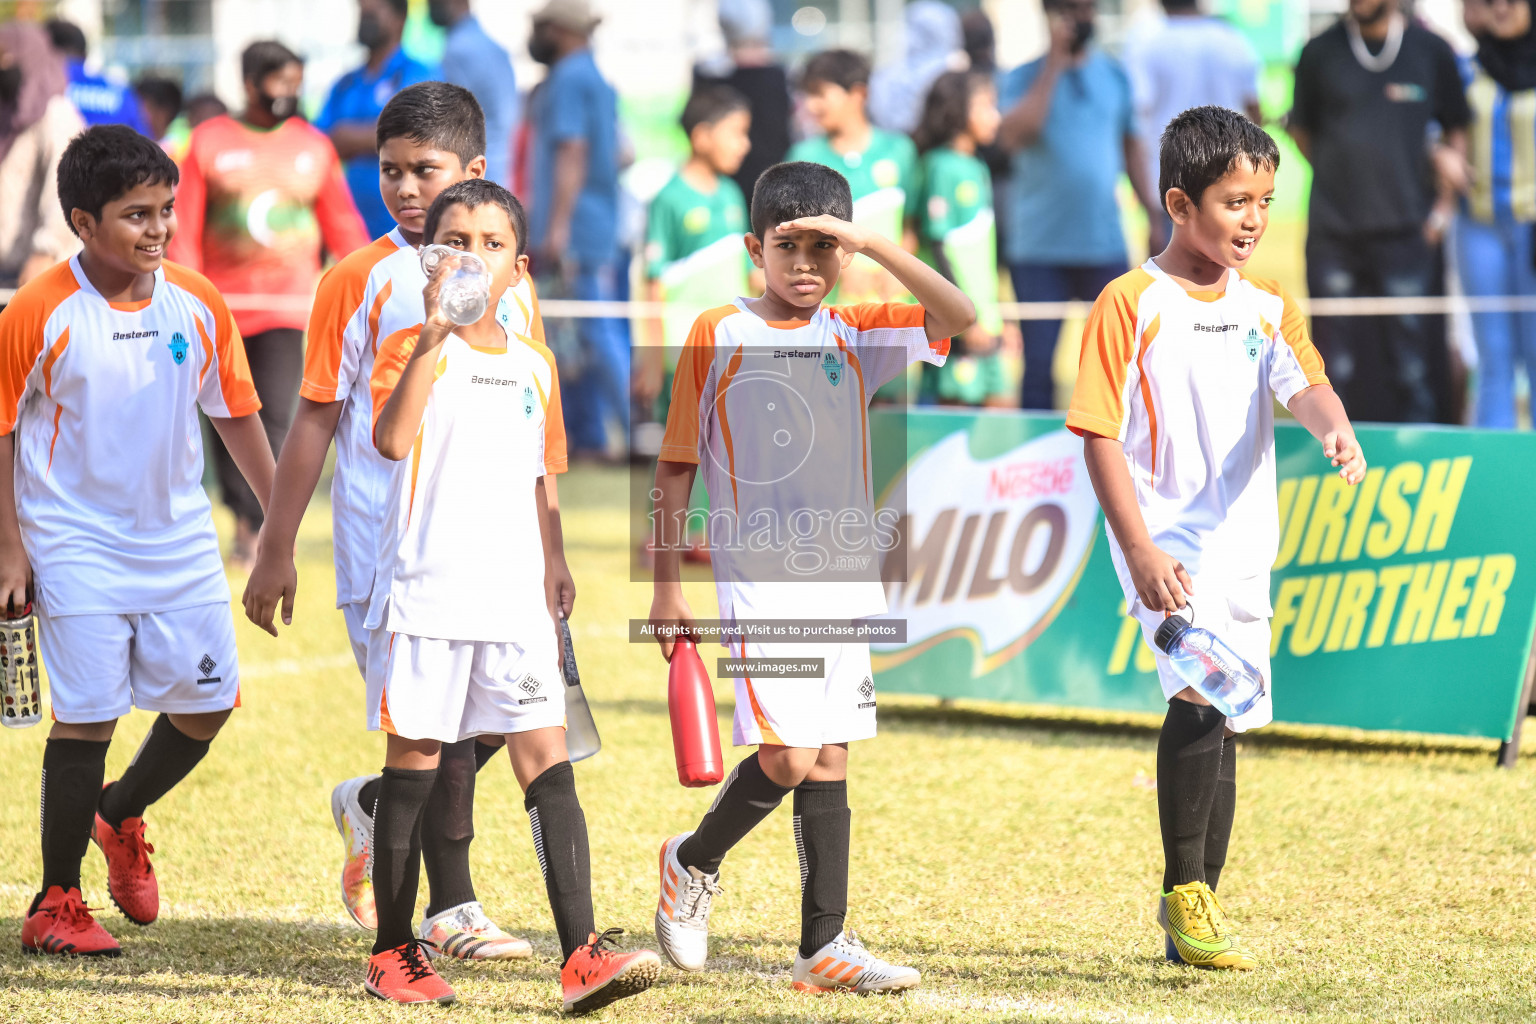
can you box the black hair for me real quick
[134,76,184,117]
[44,19,87,59]
[241,40,303,84]
[680,84,750,138]
[423,178,529,257]
[382,0,410,18]
[750,161,853,238]
[1159,105,1279,210]
[800,49,871,93]
[913,70,990,154]
[57,125,179,236]
[375,81,486,166]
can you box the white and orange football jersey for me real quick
[300,228,544,609]
[1066,262,1329,602]
[365,321,567,643]
[0,257,260,614]
[661,301,948,623]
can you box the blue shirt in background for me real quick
[530,49,618,267]
[998,51,1133,267]
[442,15,517,189]
[315,45,438,238]
[65,59,149,134]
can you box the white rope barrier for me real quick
[4,291,1536,319]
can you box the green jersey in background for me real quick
[919,146,1009,406]
[645,172,752,351]
[788,128,921,306]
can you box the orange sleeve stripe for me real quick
[528,278,546,345]
[300,236,399,401]
[1065,269,1152,439]
[0,263,79,433]
[831,302,927,331]
[1135,313,1161,477]
[41,326,70,397]
[659,305,737,464]
[518,335,567,474]
[163,263,260,416]
[370,325,421,441]
[716,345,744,512]
[1243,272,1330,386]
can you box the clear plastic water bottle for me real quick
[0,606,42,728]
[1152,613,1266,719]
[419,245,490,326]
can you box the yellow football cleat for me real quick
[1158,882,1257,970]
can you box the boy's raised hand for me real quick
[776,215,873,256]
[1323,430,1366,485]
[1124,542,1194,615]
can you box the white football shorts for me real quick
[368,628,565,743]
[728,639,878,749]
[1130,588,1274,733]
[39,602,241,723]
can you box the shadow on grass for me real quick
[0,915,567,1000]
[875,700,1504,762]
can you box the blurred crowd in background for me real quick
[0,0,1532,510]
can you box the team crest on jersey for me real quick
[1242,328,1262,362]
[522,385,536,419]
[822,352,842,387]
[167,332,189,365]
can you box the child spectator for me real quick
[913,70,1010,407]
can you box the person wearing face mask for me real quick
[170,41,369,569]
[430,0,517,189]
[0,21,84,291]
[997,0,1163,411]
[317,0,438,237]
[1455,0,1536,428]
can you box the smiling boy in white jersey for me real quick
[1067,106,1367,970]
[241,83,560,960]
[361,179,659,1009]
[648,161,974,994]
[0,126,275,957]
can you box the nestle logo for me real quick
[1192,323,1239,333]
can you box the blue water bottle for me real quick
[1152,611,1266,718]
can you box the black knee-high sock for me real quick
[35,738,110,910]
[794,780,850,958]
[1157,699,1227,892]
[98,714,212,828]
[422,739,478,916]
[1204,734,1237,892]
[474,739,501,770]
[676,753,792,875]
[371,767,437,954]
[359,776,381,817]
[524,761,594,962]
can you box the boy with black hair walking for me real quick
[0,125,275,955]
[242,81,564,960]
[364,179,658,1009]
[1068,106,1366,969]
[649,160,974,994]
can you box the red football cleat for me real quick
[561,928,660,1014]
[22,886,121,957]
[92,799,159,926]
[365,940,455,1005]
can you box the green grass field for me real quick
[0,464,1533,1023]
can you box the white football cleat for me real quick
[330,774,378,929]
[653,832,720,972]
[792,930,920,995]
[418,901,532,960]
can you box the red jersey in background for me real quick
[169,114,369,336]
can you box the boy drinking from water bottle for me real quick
[1067,106,1366,969]
[648,161,973,993]
[363,179,659,1009]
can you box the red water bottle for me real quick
[668,638,724,787]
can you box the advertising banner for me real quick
[871,410,1536,742]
